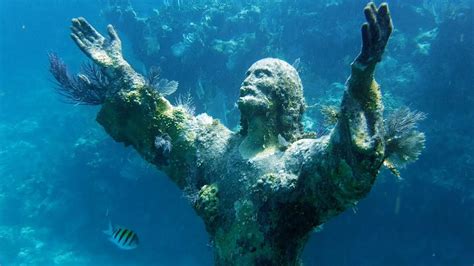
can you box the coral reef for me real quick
[412,5,474,197]
[0,225,87,265]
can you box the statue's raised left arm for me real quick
[327,2,392,204]
[287,3,397,223]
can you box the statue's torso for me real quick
[190,115,330,265]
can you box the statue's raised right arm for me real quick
[65,18,216,189]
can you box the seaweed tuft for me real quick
[48,53,111,105]
[384,107,426,169]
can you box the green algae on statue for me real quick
[50,2,425,265]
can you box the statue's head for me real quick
[238,58,305,141]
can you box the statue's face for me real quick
[237,61,277,115]
[238,58,304,137]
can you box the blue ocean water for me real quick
[0,0,472,265]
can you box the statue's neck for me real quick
[239,116,278,159]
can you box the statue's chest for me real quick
[210,147,299,205]
[215,146,287,186]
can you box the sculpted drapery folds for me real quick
[50,3,424,265]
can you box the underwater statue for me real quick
[51,2,424,265]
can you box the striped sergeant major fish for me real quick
[103,221,139,250]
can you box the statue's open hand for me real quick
[71,17,123,68]
[358,2,393,65]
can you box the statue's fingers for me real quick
[369,2,378,15]
[378,3,393,38]
[76,17,104,42]
[71,33,89,55]
[361,23,371,55]
[71,19,95,45]
[71,17,81,27]
[378,3,389,18]
[364,5,380,41]
[71,26,92,48]
[364,5,376,26]
[107,25,120,42]
[71,18,83,35]
[72,18,89,35]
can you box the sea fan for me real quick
[383,107,426,171]
[146,66,161,87]
[146,66,179,96]
[48,53,110,105]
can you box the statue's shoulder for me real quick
[283,135,330,168]
[192,113,235,163]
[193,113,233,137]
[287,135,329,154]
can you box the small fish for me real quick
[103,221,139,250]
